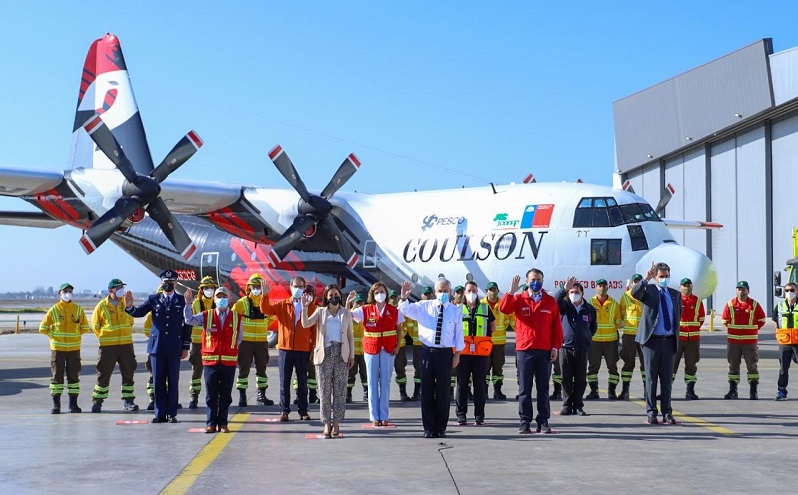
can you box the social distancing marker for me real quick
[362,423,396,429]
[453,422,490,427]
[115,419,148,425]
[305,433,344,439]
[257,417,284,423]
[187,427,207,433]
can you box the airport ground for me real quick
[1,304,796,494]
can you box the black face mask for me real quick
[328,296,341,306]
[161,282,175,293]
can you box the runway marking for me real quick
[160,412,251,495]
[629,398,736,435]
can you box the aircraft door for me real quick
[200,251,220,284]
[363,240,378,268]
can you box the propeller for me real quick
[654,183,676,217]
[266,145,360,268]
[622,180,636,194]
[523,173,536,184]
[79,115,202,259]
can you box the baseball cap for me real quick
[680,278,692,286]
[453,285,465,293]
[486,282,499,290]
[214,287,231,297]
[108,278,125,289]
[422,286,433,294]
[59,283,74,291]
[596,279,608,286]
[736,281,749,290]
[389,289,399,297]
[631,273,643,282]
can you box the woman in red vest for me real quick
[183,286,243,433]
[347,282,403,426]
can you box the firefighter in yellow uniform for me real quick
[586,279,622,400]
[347,294,368,402]
[91,278,138,413]
[189,276,218,408]
[482,281,514,400]
[232,273,276,407]
[618,274,646,400]
[39,283,91,414]
[389,289,412,401]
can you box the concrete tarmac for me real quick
[1,327,796,495]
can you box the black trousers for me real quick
[778,345,798,389]
[560,347,588,409]
[516,349,551,426]
[420,345,453,434]
[455,355,488,420]
[642,335,677,416]
[204,364,235,427]
[279,349,310,414]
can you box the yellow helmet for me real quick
[199,276,217,289]
[247,273,264,287]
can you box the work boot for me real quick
[68,395,81,413]
[749,381,758,400]
[585,382,600,400]
[91,399,103,413]
[619,382,630,400]
[493,383,507,400]
[685,382,699,400]
[549,382,562,401]
[257,388,274,406]
[238,389,248,407]
[399,383,411,402]
[189,393,199,409]
[147,396,155,411]
[123,399,139,411]
[50,395,61,414]
[411,383,420,401]
[724,382,738,400]
[608,382,618,400]
[346,388,353,404]
[309,389,319,405]
[363,386,369,401]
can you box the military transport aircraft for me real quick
[0,33,720,314]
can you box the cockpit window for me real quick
[573,197,661,228]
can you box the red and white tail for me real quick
[67,34,154,174]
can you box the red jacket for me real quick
[499,290,563,351]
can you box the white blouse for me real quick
[324,310,344,347]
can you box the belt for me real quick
[651,334,673,339]
[422,344,449,353]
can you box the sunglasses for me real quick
[785,289,796,293]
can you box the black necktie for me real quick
[660,290,672,332]
[434,304,444,346]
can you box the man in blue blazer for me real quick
[125,270,192,423]
[631,261,682,425]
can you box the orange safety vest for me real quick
[460,303,493,357]
[362,304,398,355]
[679,294,705,341]
[201,310,240,367]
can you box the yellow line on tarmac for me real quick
[629,398,736,435]
[160,412,251,495]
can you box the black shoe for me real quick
[663,413,676,424]
[493,384,506,400]
[189,395,199,409]
[559,406,572,416]
[346,388,353,404]
[240,389,249,407]
[177,403,183,409]
[475,418,484,425]
[646,414,659,425]
[518,423,532,434]
[457,417,467,425]
[438,431,447,438]
[122,400,139,412]
[151,416,167,423]
[536,423,551,434]
[50,396,61,415]
[91,400,102,413]
[574,408,588,416]
[585,390,600,400]
[431,432,439,438]
[169,416,178,423]
[423,431,433,438]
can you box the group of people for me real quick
[39,262,798,436]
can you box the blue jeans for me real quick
[364,349,394,421]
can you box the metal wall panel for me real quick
[770,48,798,106]
[641,163,661,209]
[710,139,738,305]
[682,148,708,254]
[664,157,685,245]
[771,114,798,289]
[735,127,768,300]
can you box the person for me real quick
[482,281,514,400]
[554,277,597,416]
[232,273,276,407]
[500,269,562,434]
[389,289,412,401]
[674,277,705,400]
[183,286,242,433]
[721,281,766,400]
[455,281,494,425]
[399,278,464,438]
[301,284,355,438]
[618,274,645,400]
[39,283,90,414]
[631,262,681,425]
[450,285,466,395]
[586,279,622,400]
[188,276,218,409]
[408,287,436,400]
[259,276,316,421]
[124,270,192,423]
[346,294,368,403]
[91,278,138,413]
[347,282,402,426]
[773,282,798,400]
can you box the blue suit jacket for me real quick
[127,293,192,355]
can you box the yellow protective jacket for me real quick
[191,297,215,343]
[39,301,90,351]
[92,296,134,346]
[619,291,643,336]
[483,297,515,345]
[353,319,364,355]
[590,295,622,342]
[232,293,275,343]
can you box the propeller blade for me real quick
[150,131,203,183]
[523,173,536,184]
[655,183,676,217]
[320,153,361,200]
[268,145,311,202]
[82,115,139,183]
[267,215,316,267]
[622,180,636,194]
[145,197,197,260]
[318,215,359,268]
[79,196,141,254]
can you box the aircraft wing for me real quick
[662,218,723,229]
[0,165,65,197]
[0,211,65,228]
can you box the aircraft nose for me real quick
[636,243,717,299]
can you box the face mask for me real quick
[250,288,262,296]
[374,293,386,303]
[329,296,341,306]
[465,292,478,303]
[203,288,215,298]
[292,287,304,299]
[115,288,126,298]
[216,297,229,309]
[569,293,582,304]
[161,282,175,293]
[60,292,73,303]
[787,291,797,301]
[657,278,669,288]
[528,281,543,293]
[437,292,450,305]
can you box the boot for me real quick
[123,399,139,412]
[238,389,248,407]
[685,381,699,400]
[608,382,618,400]
[257,388,274,406]
[399,383,411,402]
[749,381,758,400]
[724,382,738,400]
[309,389,319,404]
[362,385,369,401]
[493,383,506,400]
[91,399,102,413]
[147,395,155,411]
[189,392,199,409]
[549,382,562,400]
[619,382,630,400]
[346,387,353,404]
[50,395,61,414]
[68,395,81,413]
[411,383,420,401]
[585,382,600,400]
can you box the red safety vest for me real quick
[201,310,240,367]
[362,304,398,354]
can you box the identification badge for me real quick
[522,307,531,316]
[582,315,590,322]
[470,343,475,353]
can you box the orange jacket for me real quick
[260,295,316,351]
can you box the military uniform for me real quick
[586,283,622,400]
[618,278,646,400]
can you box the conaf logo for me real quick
[421,214,466,231]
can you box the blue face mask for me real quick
[528,281,543,293]
[657,278,670,288]
[216,298,229,309]
[437,292,450,305]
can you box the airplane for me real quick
[0,34,721,334]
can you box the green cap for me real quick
[354,294,364,303]
[736,280,749,290]
[596,279,608,286]
[520,284,528,291]
[108,278,125,289]
[422,286,433,294]
[680,278,692,286]
[631,273,643,282]
[389,289,399,297]
[453,285,465,293]
[486,281,499,290]
[59,283,74,291]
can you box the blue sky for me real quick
[0,1,796,292]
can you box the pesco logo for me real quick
[493,212,520,230]
[421,214,466,231]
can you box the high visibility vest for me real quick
[483,297,513,345]
[191,297,215,343]
[233,295,274,343]
[590,295,621,342]
[361,304,398,354]
[92,297,134,346]
[403,317,421,346]
[353,319,364,355]
[460,303,493,356]
[723,299,762,345]
[201,310,240,366]
[39,301,90,351]
[620,291,642,335]
[776,300,798,345]
[679,294,705,341]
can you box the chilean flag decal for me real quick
[520,204,554,229]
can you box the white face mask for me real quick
[465,292,478,303]
[569,293,582,304]
[250,288,262,296]
[292,287,304,299]
[787,291,797,301]
[60,292,73,303]
[374,293,386,303]
[203,288,215,299]
[115,288,126,298]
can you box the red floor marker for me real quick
[361,423,397,429]
[305,433,344,439]
[187,427,207,433]
[257,417,284,423]
[115,419,149,425]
